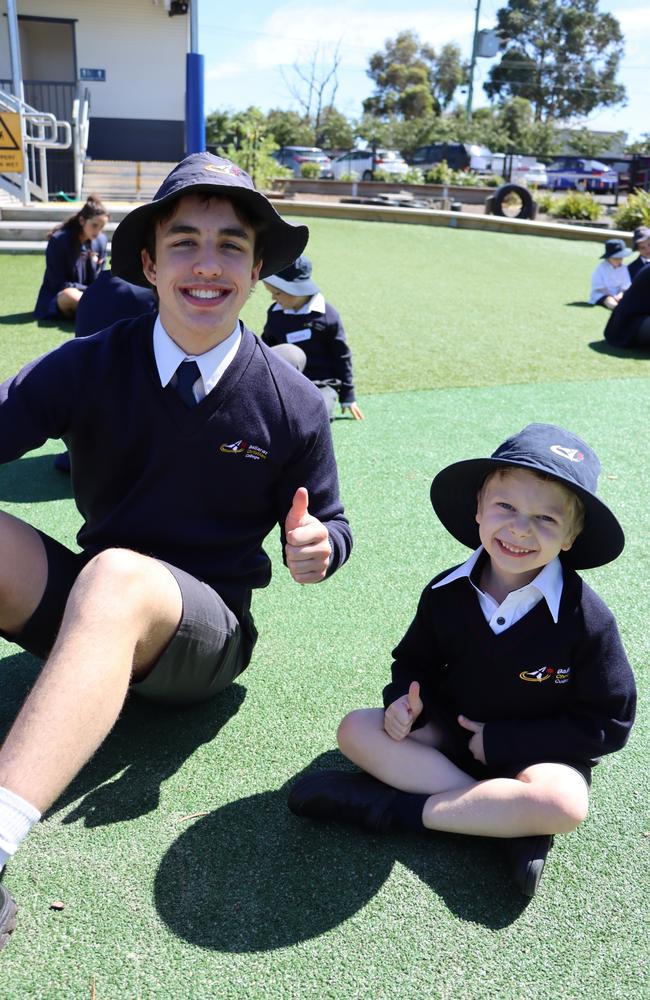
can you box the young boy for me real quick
[289,424,636,896]
[589,238,631,309]
[261,256,364,420]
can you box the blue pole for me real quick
[186,51,205,154]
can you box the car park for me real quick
[546,157,618,192]
[330,148,410,181]
[408,142,493,173]
[511,162,548,188]
[273,146,334,178]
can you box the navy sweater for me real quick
[383,561,636,769]
[604,263,650,346]
[261,301,356,404]
[0,316,352,618]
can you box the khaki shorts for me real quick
[2,531,257,707]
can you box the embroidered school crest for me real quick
[519,666,555,683]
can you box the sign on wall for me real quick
[80,68,106,81]
[0,112,24,173]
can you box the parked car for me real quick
[511,162,548,188]
[330,148,410,181]
[408,142,493,173]
[272,146,333,178]
[546,157,618,192]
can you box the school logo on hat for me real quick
[550,445,584,462]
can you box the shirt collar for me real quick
[153,315,241,395]
[273,292,325,315]
[432,546,564,623]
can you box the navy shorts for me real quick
[1,531,257,707]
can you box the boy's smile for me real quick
[476,468,577,598]
[141,195,262,354]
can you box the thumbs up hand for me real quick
[284,487,331,584]
[384,681,424,741]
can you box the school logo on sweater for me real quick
[519,665,572,684]
[219,439,268,460]
[519,666,555,683]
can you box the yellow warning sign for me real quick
[0,112,24,173]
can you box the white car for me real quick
[511,162,548,188]
[330,148,410,181]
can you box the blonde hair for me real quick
[478,467,585,542]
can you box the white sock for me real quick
[0,786,41,871]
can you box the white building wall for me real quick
[0,0,188,121]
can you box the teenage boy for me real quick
[262,256,364,420]
[589,238,631,309]
[0,153,352,946]
[289,424,636,897]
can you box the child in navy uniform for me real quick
[289,424,636,896]
[262,256,364,420]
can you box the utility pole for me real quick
[466,0,481,120]
[186,0,205,153]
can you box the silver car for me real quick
[330,148,410,181]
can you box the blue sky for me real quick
[199,0,649,141]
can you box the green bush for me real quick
[535,192,555,213]
[483,174,506,188]
[613,189,650,230]
[425,160,453,185]
[404,167,424,184]
[548,191,601,221]
[336,171,359,182]
[300,161,321,179]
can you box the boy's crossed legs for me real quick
[290,708,590,896]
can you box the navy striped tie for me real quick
[175,360,200,408]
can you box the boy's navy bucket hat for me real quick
[430,423,624,569]
[600,237,629,260]
[264,255,320,296]
[110,152,308,285]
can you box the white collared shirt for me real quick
[153,315,241,403]
[271,292,326,316]
[431,547,564,634]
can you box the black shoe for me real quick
[0,883,17,951]
[288,769,398,832]
[504,834,554,897]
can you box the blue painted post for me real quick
[186,51,205,154]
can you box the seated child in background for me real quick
[34,195,109,320]
[589,238,631,309]
[289,424,636,897]
[261,256,364,420]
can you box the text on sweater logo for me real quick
[219,439,268,460]
[519,666,554,683]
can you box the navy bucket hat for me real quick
[600,238,629,260]
[430,423,624,569]
[263,255,320,296]
[110,152,308,285]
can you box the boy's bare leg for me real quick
[337,708,476,793]
[0,516,182,813]
[337,709,589,838]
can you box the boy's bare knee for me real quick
[73,548,175,625]
[521,773,589,833]
[336,708,382,756]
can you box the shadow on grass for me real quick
[0,650,247,827]
[0,454,73,502]
[588,339,650,360]
[0,312,37,326]
[565,301,593,308]
[155,750,527,951]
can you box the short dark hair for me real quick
[143,192,266,267]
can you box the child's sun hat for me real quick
[430,423,624,569]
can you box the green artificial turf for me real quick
[0,224,648,999]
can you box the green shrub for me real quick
[336,171,359,182]
[483,174,506,188]
[450,171,481,187]
[613,189,650,230]
[300,161,321,179]
[548,192,600,221]
[535,192,555,213]
[404,167,424,184]
[425,160,453,185]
